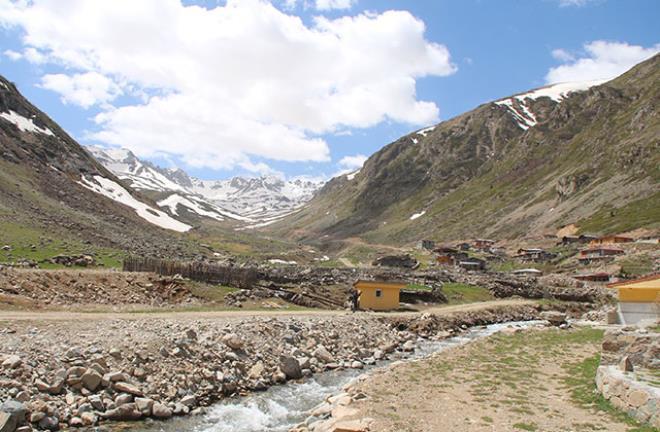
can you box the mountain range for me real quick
[87,146,323,225]
[1,54,657,261]
[269,54,659,248]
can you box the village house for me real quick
[607,274,660,325]
[458,257,486,271]
[514,248,557,262]
[512,268,543,277]
[578,247,624,264]
[573,272,611,282]
[456,242,472,251]
[434,246,468,266]
[590,235,634,246]
[353,280,407,311]
[473,239,495,250]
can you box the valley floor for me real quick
[0,298,535,321]
[348,326,652,432]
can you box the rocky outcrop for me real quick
[596,329,660,427]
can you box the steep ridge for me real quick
[88,146,323,224]
[0,75,195,256]
[272,55,660,246]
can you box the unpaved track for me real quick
[0,299,534,322]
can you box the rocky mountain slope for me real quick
[87,146,323,225]
[0,75,198,258]
[272,55,660,247]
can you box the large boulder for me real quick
[0,400,27,432]
[279,356,302,380]
[540,311,567,326]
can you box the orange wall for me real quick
[357,286,400,310]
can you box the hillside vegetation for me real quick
[271,55,660,248]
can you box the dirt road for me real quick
[0,299,535,322]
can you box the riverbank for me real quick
[0,303,542,430]
[314,326,655,432]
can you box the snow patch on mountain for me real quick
[495,79,606,130]
[416,126,435,137]
[346,170,360,180]
[0,110,54,136]
[410,210,426,220]
[78,175,191,232]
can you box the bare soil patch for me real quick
[352,327,640,432]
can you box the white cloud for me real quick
[551,48,574,62]
[557,0,596,6]
[316,0,356,10]
[338,154,367,170]
[40,72,122,108]
[546,41,660,83]
[3,49,22,60]
[0,0,455,171]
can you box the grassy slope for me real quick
[271,55,660,247]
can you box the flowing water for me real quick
[134,320,543,432]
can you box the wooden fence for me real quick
[122,256,258,288]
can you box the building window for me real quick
[375,289,382,297]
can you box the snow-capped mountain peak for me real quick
[87,146,324,226]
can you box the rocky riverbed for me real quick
[0,304,544,431]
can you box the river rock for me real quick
[222,333,244,350]
[248,362,265,380]
[81,369,103,391]
[152,403,172,419]
[540,311,567,326]
[280,356,302,379]
[1,356,21,369]
[313,345,335,363]
[0,412,16,432]
[113,382,143,397]
[180,395,196,408]
[135,398,154,416]
[81,411,98,426]
[0,400,26,430]
[102,403,142,421]
[38,416,59,431]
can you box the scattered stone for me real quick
[151,403,172,419]
[1,356,21,369]
[313,345,335,363]
[113,382,143,397]
[102,403,142,421]
[619,355,634,372]
[222,333,244,350]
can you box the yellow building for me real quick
[607,274,660,325]
[353,280,407,311]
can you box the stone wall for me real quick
[596,329,660,427]
[596,366,659,427]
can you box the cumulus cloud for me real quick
[0,0,455,172]
[338,154,367,170]
[40,72,122,108]
[316,0,356,10]
[546,41,660,83]
[551,48,575,62]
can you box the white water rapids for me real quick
[134,320,544,432]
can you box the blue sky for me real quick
[0,0,658,181]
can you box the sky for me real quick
[0,0,658,181]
